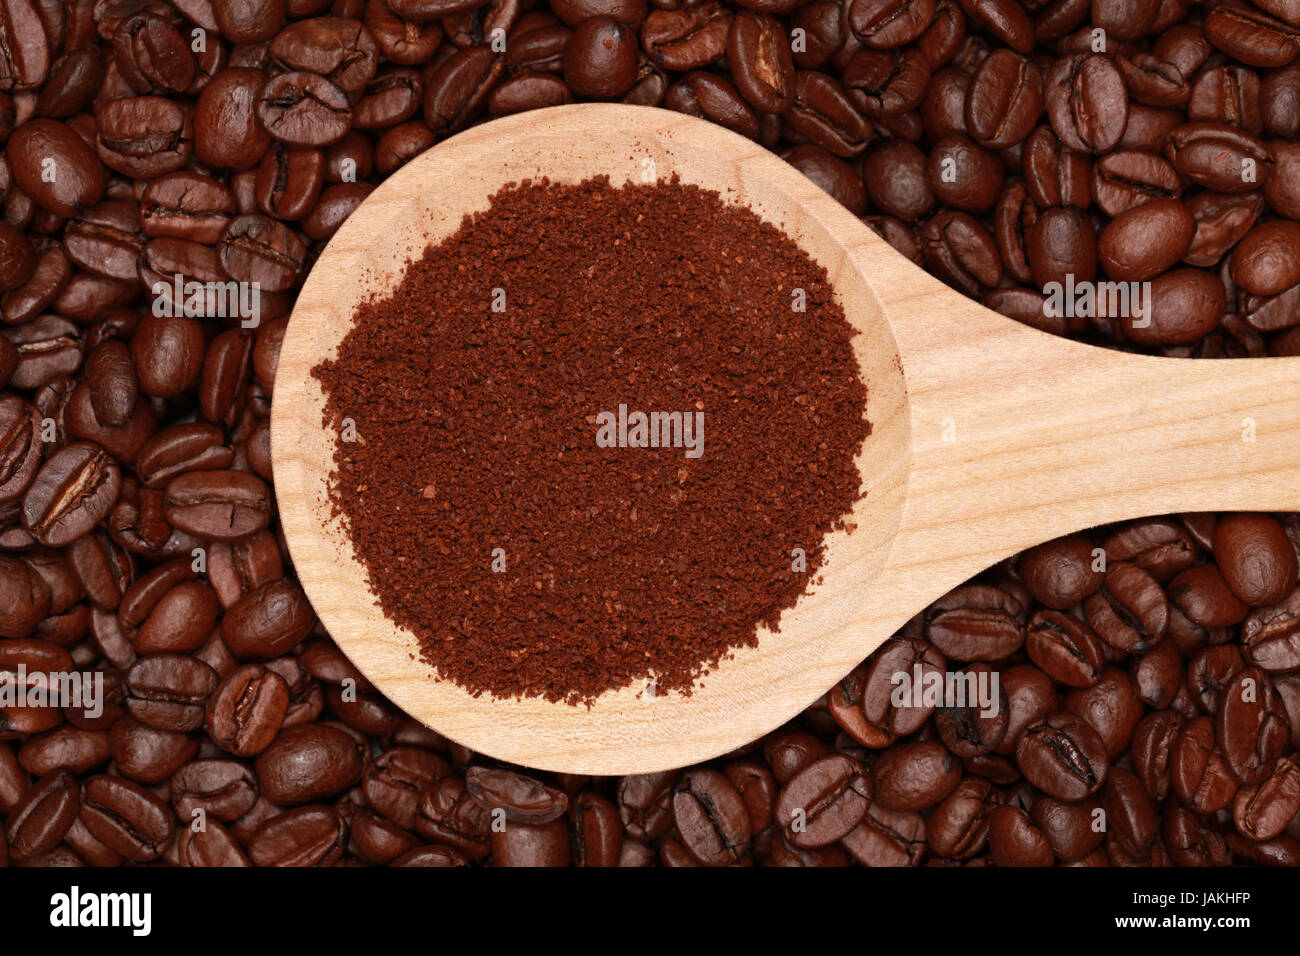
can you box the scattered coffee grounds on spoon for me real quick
[312,177,870,704]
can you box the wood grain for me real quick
[271,103,1300,774]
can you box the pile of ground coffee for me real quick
[313,177,870,704]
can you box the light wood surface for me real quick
[272,103,1300,774]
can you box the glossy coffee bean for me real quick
[1016,711,1108,799]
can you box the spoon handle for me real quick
[878,267,1300,597]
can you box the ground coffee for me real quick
[313,177,870,704]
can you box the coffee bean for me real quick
[79,773,174,861]
[465,766,569,823]
[1046,53,1128,153]
[220,578,314,659]
[872,740,961,809]
[4,770,78,861]
[7,120,105,219]
[247,805,346,866]
[1016,711,1108,799]
[1217,666,1288,785]
[23,443,121,548]
[255,724,365,805]
[672,767,751,865]
[95,97,194,179]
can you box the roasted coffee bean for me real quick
[1242,588,1300,673]
[122,654,219,732]
[1166,122,1273,192]
[926,135,1001,212]
[849,0,936,49]
[170,759,259,823]
[248,805,346,866]
[920,210,1002,295]
[672,767,751,865]
[1126,268,1226,345]
[1211,513,1298,605]
[130,313,204,400]
[958,0,1033,53]
[7,121,104,219]
[566,791,621,867]
[136,424,234,490]
[642,5,731,72]
[1084,561,1169,652]
[4,315,83,391]
[82,341,136,430]
[1031,794,1104,862]
[1046,53,1128,153]
[1066,667,1144,760]
[206,663,289,757]
[423,45,503,133]
[727,11,795,112]
[1132,708,1183,801]
[783,146,867,214]
[1204,2,1300,70]
[465,766,568,823]
[22,443,120,548]
[1233,756,1300,841]
[1016,711,1108,799]
[1217,666,1288,785]
[219,215,307,293]
[665,71,760,138]
[786,71,872,156]
[415,775,491,860]
[1173,715,1240,814]
[359,747,447,829]
[1129,640,1182,709]
[140,173,236,244]
[774,754,870,846]
[561,16,639,100]
[927,776,992,858]
[840,802,925,865]
[255,723,365,805]
[176,820,250,866]
[862,636,946,736]
[925,585,1023,660]
[492,817,571,867]
[1170,564,1250,628]
[872,740,961,809]
[220,578,314,660]
[987,804,1054,865]
[1097,196,1196,281]
[79,773,173,861]
[965,49,1041,149]
[164,470,272,542]
[17,725,110,777]
[1026,610,1105,687]
[863,139,934,220]
[256,71,352,147]
[0,396,41,504]
[4,770,78,860]
[109,713,198,784]
[0,222,35,294]
[96,97,193,179]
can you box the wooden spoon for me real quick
[272,103,1300,774]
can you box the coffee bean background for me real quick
[2,0,1300,867]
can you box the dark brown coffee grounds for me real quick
[312,177,870,704]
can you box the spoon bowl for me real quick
[272,103,1300,774]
